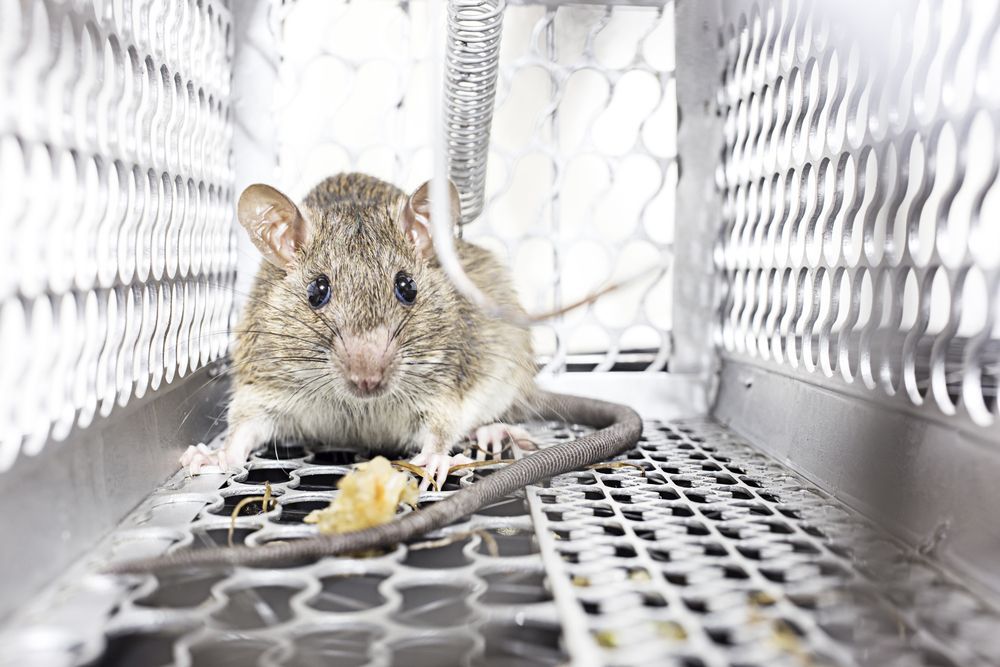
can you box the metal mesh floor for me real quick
[3,421,998,667]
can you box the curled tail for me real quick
[107,391,642,574]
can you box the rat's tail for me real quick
[105,391,642,574]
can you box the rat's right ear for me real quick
[398,179,462,259]
[237,184,311,268]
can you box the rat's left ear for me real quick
[398,179,462,259]
[237,184,311,268]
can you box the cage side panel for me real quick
[712,0,1000,430]
[0,0,238,471]
[0,0,238,617]
[704,0,1000,598]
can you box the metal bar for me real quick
[230,0,282,310]
[671,0,724,382]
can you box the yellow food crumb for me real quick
[595,622,687,650]
[656,621,687,641]
[304,456,419,534]
[594,630,618,648]
[748,590,778,607]
[769,620,806,656]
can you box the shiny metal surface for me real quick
[715,0,1000,433]
[2,424,578,667]
[0,366,229,624]
[707,0,1000,604]
[714,358,1000,600]
[5,419,998,666]
[0,0,238,472]
[533,420,1000,667]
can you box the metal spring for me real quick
[444,0,506,225]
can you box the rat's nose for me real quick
[349,372,382,395]
[339,326,396,398]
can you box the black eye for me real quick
[307,274,331,309]
[394,271,417,306]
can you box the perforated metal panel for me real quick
[4,420,998,666]
[716,0,1000,430]
[531,422,1000,667]
[274,0,676,372]
[0,0,238,470]
[1,426,581,667]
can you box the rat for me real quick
[114,173,641,573]
[181,173,542,487]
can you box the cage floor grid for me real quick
[3,420,998,667]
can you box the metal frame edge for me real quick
[0,366,230,624]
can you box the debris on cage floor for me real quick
[5,421,999,667]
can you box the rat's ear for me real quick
[398,179,461,259]
[237,184,311,268]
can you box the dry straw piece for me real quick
[227,482,276,547]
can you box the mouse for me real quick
[117,173,642,573]
[182,173,539,488]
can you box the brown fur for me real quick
[228,173,536,456]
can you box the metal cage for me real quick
[1,0,999,666]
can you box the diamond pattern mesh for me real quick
[4,420,997,666]
[530,421,1000,666]
[716,0,1000,429]
[0,0,238,470]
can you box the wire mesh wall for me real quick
[274,0,676,372]
[716,0,1000,429]
[0,0,238,470]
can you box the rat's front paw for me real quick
[183,419,269,475]
[179,438,252,475]
[411,450,473,491]
[472,423,536,459]
[179,443,226,475]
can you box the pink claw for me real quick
[472,424,535,459]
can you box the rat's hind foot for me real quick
[472,423,536,459]
[411,450,473,492]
